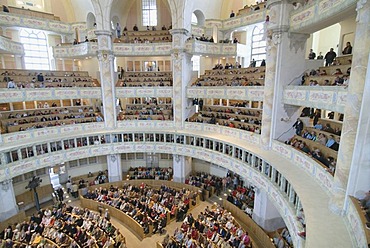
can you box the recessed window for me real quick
[20,29,50,70]
[142,0,157,27]
[251,23,266,65]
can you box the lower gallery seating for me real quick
[188,99,262,134]
[0,100,103,133]
[286,109,343,175]
[117,71,173,87]
[118,97,173,121]
[0,203,126,248]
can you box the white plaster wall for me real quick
[311,23,341,56]
[79,58,100,78]
[192,0,223,20]
[191,158,228,178]
[69,0,95,22]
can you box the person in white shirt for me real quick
[7,80,16,88]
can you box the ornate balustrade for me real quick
[116,87,172,98]
[0,88,101,103]
[185,39,247,57]
[283,86,347,113]
[0,36,24,55]
[0,12,84,35]
[289,0,357,33]
[186,86,264,101]
[53,42,98,58]
[113,42,172,56]
[271,140,334,194]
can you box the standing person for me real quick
[324,48,337,66]
[293,118,303,135]
[116,23,121,38]
[230,10,235,18]
[342,42,352,55]
[308,49,316,59]
[317,52,323,59]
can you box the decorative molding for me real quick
[289,32,310,53]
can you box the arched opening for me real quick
[86,12,96,29]
[192,9,205,26]
[111,15,121,31]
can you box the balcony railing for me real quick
[0,36,24,55]
[53,42,98,58]
[0,88,101,103]
[185,40,248,57]
[283,86,347,113]
[186,86,264,101]
[289,0,357,33]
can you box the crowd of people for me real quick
[2,105,102,133]
[128,167,173,180]
[0,203,126,248]
[192,65,265,87]
[83,183,198,235]
[116,71,173,87]
[3,70,96,89]
[161,205,252,248]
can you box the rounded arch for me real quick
[86,12,96,29]
[111,15,121,30]
[193,9,205,26]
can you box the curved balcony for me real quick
[0,124,357,247]
[185,40,248,57]
[0,11,75,34]
[113,42,172,56]
[289,0,357,33]
[283,86,347,113]
[0,36,24,55]
[116,87,173,98]
[186,86,264,101]
[53,42,98,58]
[0,88,101,103]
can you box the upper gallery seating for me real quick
[302,55,352,86]
[188,100,262,134]
[192,65,265,87]
[5,5,61,21]
[114,30,172,43]
[117,71,173,87]
[1,69,99,88]
[117,97,173,121]
[236,1,267,16]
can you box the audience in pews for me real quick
[162,205,252,248]
[84,183,198,235]
[0,203,126,248]
[127,166,173,180]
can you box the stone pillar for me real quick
[252,189,285,231]
[95,30,117,129]
[173,155,192,183]
[0,179,18,222]
[334,0,370,213]
[107,154,122,182]
[261,0,308,149]
[170,29,192,128]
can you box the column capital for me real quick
[266,0,289,9]
[94,30,113,37]
[169,28,190,36]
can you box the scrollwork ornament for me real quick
[272,32,282,45]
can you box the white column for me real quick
[173,155,192,183]
[332,0,370,214]
[96,30,117,129]
[107,154,122,182]
[0,179,18,222]
[261,0,308,148]
[170,29,192,128]
[252,189,285,231]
